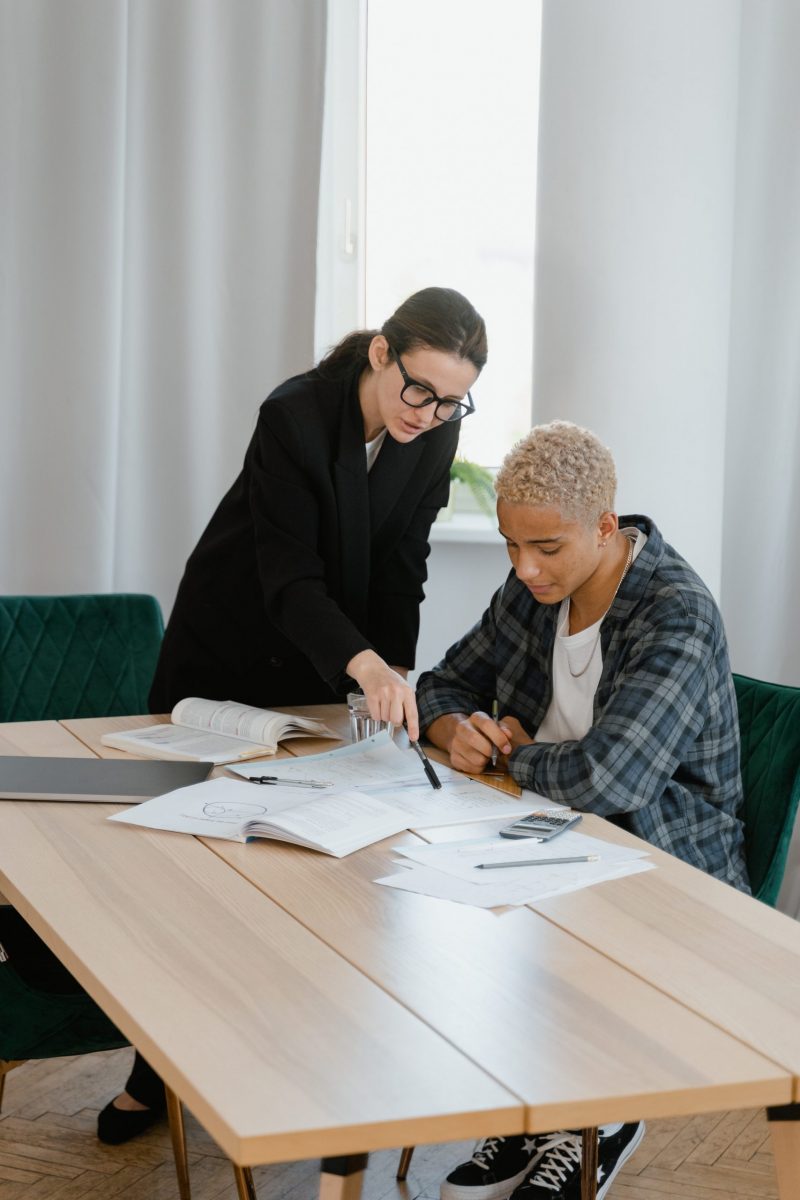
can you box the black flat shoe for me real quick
[97,1097,166,1144]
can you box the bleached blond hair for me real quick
[495,421,617,526]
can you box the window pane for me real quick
[365,0,541,466]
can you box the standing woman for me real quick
[149,286,487,741]
[97,287,486,1144]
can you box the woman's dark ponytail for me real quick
[317,287,487,379]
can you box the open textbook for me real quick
[109,776,410,856]
[100,698,336,765]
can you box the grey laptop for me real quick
[0,757,213,803]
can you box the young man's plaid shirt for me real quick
[417,515,749,891]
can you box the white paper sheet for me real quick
[393,829,649,883]
[229,731,421,787]
[375,857,654,908]
[230,732,543,826]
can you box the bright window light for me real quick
[365,0,541,466]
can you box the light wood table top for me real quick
[0,710,797,1183]
[419,803,800,1097]
[529,815,800,1096]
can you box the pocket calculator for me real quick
[499,810,582,840]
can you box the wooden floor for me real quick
[0,1050,781,1199]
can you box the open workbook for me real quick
[100,698,337,765]
[108,776,409,857]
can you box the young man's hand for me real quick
[426,710,512,773]
[495,715,535,752]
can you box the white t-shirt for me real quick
[535,528,647,744]
[365,429,387,472]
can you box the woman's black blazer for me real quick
[149,367,460,711]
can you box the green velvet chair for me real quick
[0,593,164,722]
[0,594,186,1183]
[733,672,800,906]
[0,909,192,1198]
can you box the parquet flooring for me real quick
[0,1050,781,1199]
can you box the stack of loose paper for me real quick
[230,732,538,827]
[374,827,654,908]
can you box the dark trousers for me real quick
[125,1051,165,1109]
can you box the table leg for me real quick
[164,1084,191,1200]
[768,1104,800,1200]
[319,1153,369,1200]
[0,1061,26,1115]
[397,1146,415,1180]
[580,1127,598,1200]
[233,1165,257,1199]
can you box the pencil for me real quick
[475,854,599,870]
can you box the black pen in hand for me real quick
[404,726,442,790]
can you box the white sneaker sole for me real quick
[440,1163,537,1200]
[597,1122,645,1199]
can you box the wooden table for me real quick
[1,709,799,1200]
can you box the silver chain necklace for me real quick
[566,534,635,678]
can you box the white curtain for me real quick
[722,1,800,688]
[0,0,326,618]
[533,0,799,688]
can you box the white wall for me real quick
[415,530,509,677]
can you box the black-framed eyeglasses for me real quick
[390,348,475,423]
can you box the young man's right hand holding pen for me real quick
[425,708,533,775]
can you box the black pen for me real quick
[408,738,442,790]
[247,776,330,788]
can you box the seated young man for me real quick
[416,420,749,1200]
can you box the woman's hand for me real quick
[346,650,419,740]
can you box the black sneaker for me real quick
[509,1123,645,1198]
[441,1134,552,1200]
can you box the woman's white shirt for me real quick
[365,429,388,472]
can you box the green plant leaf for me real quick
[449,459,495,517]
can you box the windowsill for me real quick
[429,512,500,544]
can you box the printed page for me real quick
[382,777,533,827]
[230,730,428,788]
[101,724,272,764]
[232,733,555,826]
[108,776,311,840]
[108,776,408,854]
[249,791,409,857]
[172,699,335,747]
[172,698,283,746]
